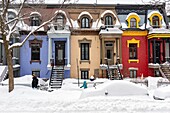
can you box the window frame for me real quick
[130,70,137,78]
[29,38,42,64]
[80,43,89,60]
[54,14,65,30]
[30,14,41,26]
[81,17,90,28]
[130,18,137,28]
[152,16,160,28]
[81,70,89,79]
[129,43,138,59]
[105,15,113,28]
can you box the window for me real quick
[130,70,137,78]
[29,39,42,63]
[130,18,137,28]
[81,43,89,60]
[32,71,40,78]
[105,16,113,28]
[8,12,16,21]
[31,44,40,60]
[54,14,65,30]
[152,16,159,28]
[81,17,90,28]
[129,44,137,59]
[81,71,89,79]
[31,14,41,26]
[126,13,140,28]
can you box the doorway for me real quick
[55,41,65,66]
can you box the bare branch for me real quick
[10,0,27,31]
[9,13,57,49]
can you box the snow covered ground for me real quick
[1,75,170,113]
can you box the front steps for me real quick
[160,64,170,80]
[49,66,64,89]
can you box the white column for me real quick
[67,36,70,66]
[48,37,52,67]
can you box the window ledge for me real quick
[128,59,139,63]
[30,60,41,64]
[80,60,90,64]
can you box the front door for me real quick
[55,41,65,65]
[155,42,161,63]
[105,41,114,64]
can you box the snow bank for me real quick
[80,80,148,98]
[2,75,46,86]
[154,85,170,100]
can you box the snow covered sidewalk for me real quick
[1,76,170,113]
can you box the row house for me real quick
[0,9,20,80]
[8,2,170,84]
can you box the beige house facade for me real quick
[69,5,122,79]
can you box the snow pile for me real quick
[154,85,170,100]
[1,76,170,112]
[2,75,46,86]
[80,80,148,98]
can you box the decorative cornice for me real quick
[127,38,140,47]
[122,31,147,36]
[148,34,170,39]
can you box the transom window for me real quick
[81,43,89,60]
[130,18,137,28]
[54,14,65,30]
[31,14,41,26]
[81,17,90,28]
[129,44,137,59]
[105,16,113,28]
[152,16,160,28]
[81,70,89,79]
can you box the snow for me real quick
[80,80,147,98]
[30,12,41,16]
[43,0,158,5]
[78,11,93,20]
[1,75,170,112]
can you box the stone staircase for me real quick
[109,65,123,80]
[0,66,8,82]
[49,66,64,89]
[160,64,170,80]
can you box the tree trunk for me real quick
[3,39,14,92]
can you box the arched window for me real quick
[130,18,137,28]
[54,14,65,30]
[81,17,90,28]
[152,16,159,28]
[30,14,41,26]
[105,16,113,28]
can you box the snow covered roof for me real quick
[99,27,123,35]
[148,28,170,34]
[126,13,140,20]
[78,11,93,20]
[147,11,162,19]
[30,12,41,16]
[43,0,161,5]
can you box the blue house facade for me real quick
[20,35,50,78]
[20,9,71,79]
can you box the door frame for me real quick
[55,41,66,66]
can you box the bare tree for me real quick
[0,0,70,92]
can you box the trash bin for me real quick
[50,58,54,66]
